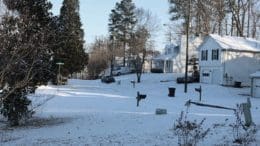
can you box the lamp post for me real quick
[56,62,64,85]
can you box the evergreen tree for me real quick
[56,0,87,77]
[108,0,136,66]
[108,3,121,40]
[108,5,121,76]
[0,0,55,126]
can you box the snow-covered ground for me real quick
[0,73,259,145]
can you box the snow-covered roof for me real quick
[190,36,204,51]
[209,34,260,52]
[250,71,260,78]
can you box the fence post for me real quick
[241,103,253,127]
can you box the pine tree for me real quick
[56,0,87,77]
[108,4,121,76]
[108,0,136,66]
[0,0,55,126]
[108,3,121,40]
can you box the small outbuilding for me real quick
[250,71,260,98]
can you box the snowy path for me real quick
[0,73,259,145]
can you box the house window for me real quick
[202,73,210,77]
[201,50,208,61]
[212,49,219,60]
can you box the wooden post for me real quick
[247,97,251,108]
[131,80,135,88]
[241,103,253,127]
[136,92,140,107]
[136,92,146,107]
[195,86,202,101]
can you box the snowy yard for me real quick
[1,73,259,145]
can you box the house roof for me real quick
[209,34,260,52]
[250,71,260,78]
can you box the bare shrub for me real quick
[172,111,210,146]
[230,106,257,145]
[0,131,19,143]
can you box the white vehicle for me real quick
[112,66,131,76]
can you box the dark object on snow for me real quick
[168,87,176,97]
[155,108,167,115]
[195,86,202,101]
[192,70,200,82]
[131,80,136,88]
[185,100,236,111]
[151,68,163,73]
[136,91,146,107]
[234,81,242,88]
[177,76,194,84]
[101,76,115,83]
[177,75,200,84]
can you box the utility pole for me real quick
[184,0,191,93]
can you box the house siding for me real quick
[199,37,224,84]
[222,51,260,85]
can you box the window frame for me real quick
[201,50,208,61]
[212,49,219,60]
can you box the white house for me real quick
[152,35,203,73]
[199,34,260,86]
[152,43,179,73]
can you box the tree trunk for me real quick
[123,41,126,67]
[137,73,141,83]
[247,0,251,37]
[110,60,114,76]
[225,18,228,35]
[231,15,234,36]
[251,14,256,38]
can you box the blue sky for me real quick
[50,0,171,51]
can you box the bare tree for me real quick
[129,27,150,83]
[128,8,159,83]
[87,36,122,79]
[250,0,260,38]
[87,37,109,79]
[227,0,249,36]
[168,0,260,38]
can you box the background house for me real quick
[199,34,260,86]
[152,35,203,73]
[152,43,179,73]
